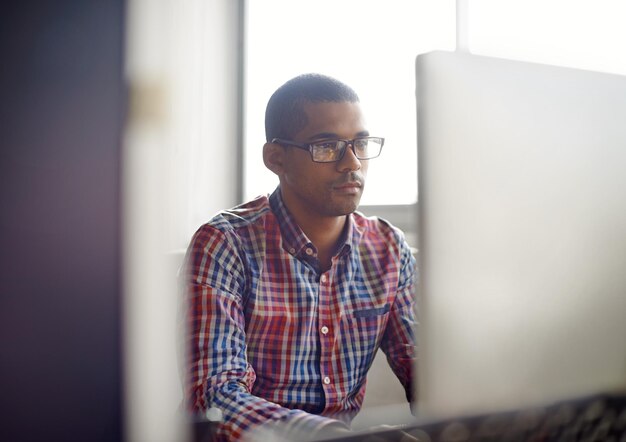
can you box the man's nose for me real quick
[336,142,362,172]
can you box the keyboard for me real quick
[330,392,626,441]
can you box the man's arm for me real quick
[379,240,417,404]
[184,224,349,440]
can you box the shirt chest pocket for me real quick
[338,303,390,372]
[351,304,390,318]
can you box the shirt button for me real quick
[321,326,329,335]
[323,376,331,385]
[305,247,314,256]
[320,274,327,283]
[289,247,296,254]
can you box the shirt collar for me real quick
[269,186,362,258]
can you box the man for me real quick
[184,74,416,441]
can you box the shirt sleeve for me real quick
[379,237,417,404]
[183,224,349,441]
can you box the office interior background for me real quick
[1,1,624,441]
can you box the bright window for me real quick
[244,0,626,207]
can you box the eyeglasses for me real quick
[271,136,385,163]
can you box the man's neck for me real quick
[296,214,347,272]
[297,213,346,250]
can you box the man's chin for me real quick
[327,196,361,216]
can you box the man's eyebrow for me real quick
[308,130,370,141]
[308,132,339,141]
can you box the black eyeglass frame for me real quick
[271,136,385,163]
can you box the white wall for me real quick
[123,1,241,441]
[166,0,242,250]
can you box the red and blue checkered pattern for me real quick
[184,188,416,441]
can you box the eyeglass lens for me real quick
[310,138,382,162]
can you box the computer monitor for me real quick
[415,51,626,420]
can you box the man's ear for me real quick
[263,142,287,176]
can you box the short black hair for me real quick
[264,73,360,142]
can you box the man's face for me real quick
[278,101,370,218]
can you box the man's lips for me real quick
[333,181,363,195]
[334,181,362,190]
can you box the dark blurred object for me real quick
[192,409,222,442]
[326,392,626,442]
[0,1,126,441]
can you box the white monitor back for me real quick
[415,51,626,419]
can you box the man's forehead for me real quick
[296,101,367,139]
[300,101,364,122]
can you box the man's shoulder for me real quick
[208,195,271,230]
[192,195,273,244]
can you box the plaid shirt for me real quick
[184,188,416,441]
